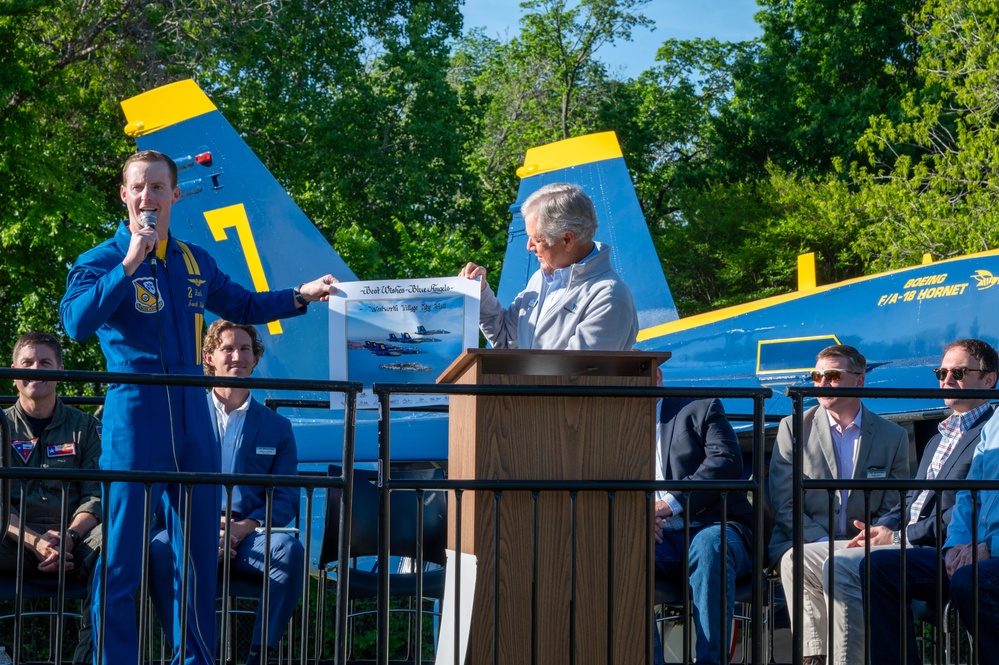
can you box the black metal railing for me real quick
[0,367,360,665]
[3,367,998,664]
[372,382,772,665]
[786,385,999,665]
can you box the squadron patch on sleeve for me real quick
[133,277,164,313]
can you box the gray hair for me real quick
[522,183,598,245]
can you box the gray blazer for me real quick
[767,404,910,564]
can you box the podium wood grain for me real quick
[441,350,666,665]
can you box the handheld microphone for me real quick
[139,211,158,230]
[139,211,159,272]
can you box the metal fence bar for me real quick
[750,391,766,665]
[375,388,391,665]
[790,388,805,665]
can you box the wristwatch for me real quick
[67,529,82,546]
[293,285,308,307]
[893,530,902,545]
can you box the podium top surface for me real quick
[437,349,671,384]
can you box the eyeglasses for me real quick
[810,369,860,382]
[932,367,988,381]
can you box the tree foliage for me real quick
[5,0,999,374]
[850,0,999,268]
[722,0,923,176]
[0,0,480,381]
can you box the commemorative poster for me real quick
[328,276,481,408]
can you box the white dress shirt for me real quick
[212,391,251,514]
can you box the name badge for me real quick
[47,442,77,457]
[256,447,277,456]
[867,467,887,479]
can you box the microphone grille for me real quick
[139,211,158,229]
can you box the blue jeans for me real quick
[149,526,304,653]
[865,546,999,665]
[653,524,752,665]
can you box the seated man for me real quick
[150,320,304,665]
[827,339,995,665]
[768,344,909,665]
[652,369,753,665]
[866,383,999,664]
[2,331,102,665]
[459,182,638,350]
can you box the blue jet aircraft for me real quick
[415,325,450,335]
[120,79,999,468]
[403,332,438,343]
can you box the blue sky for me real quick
[460,0,763,78]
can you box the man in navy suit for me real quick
[828,339,995,665]
[862,339,998,665]
[652,369,753,665]
[150,320,303,665]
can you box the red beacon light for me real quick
[194,152,213,166]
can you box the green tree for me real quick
[851,0,999,269]
[721,0,923,177]
[630,38,753,219]
[178,0,485,280]
[0,0,151,384]
[1,1,485,384]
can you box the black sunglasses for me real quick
[810,369,860,382]
[932,367,988,381]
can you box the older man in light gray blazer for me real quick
[459,182,638,351]
[768,344,909,665]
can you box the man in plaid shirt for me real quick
[840,339,997,665]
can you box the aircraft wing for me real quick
[638,251,999,424]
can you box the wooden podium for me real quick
[438,349,669,665]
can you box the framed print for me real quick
[329,276,481,408]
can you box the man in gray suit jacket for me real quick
[768,344,909,665]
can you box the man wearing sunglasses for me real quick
[863,339,998,664]
[821,339,996,664]
[768,344,910,665]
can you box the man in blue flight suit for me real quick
[60,150,337,665]
[149,320,303,665]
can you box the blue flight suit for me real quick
[60,222,303,665]
[149,395,304,656]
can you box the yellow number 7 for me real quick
[204,203,283,335]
